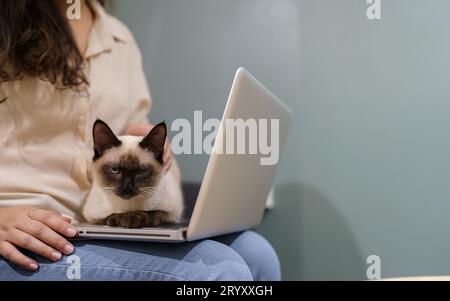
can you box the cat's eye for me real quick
[137,168,152,176]
[110,166,121,174]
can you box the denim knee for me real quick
[215,231,281,281]
[182,240,253,281]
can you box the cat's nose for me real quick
[118,188,137,199]
[119,178,137,198]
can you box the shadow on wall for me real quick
[258,182,365,280]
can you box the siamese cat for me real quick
[82,119,184,228]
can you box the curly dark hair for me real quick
[0,0,104,90]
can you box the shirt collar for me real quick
[85,0,127,59]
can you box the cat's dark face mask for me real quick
[100,155,158,199]
[92,119,166,199]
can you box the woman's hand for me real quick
[125,123,173,172]
[0,206,77,271]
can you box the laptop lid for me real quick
[186,68,292,241]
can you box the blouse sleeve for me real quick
[126,34,152,125]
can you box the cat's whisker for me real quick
[139,190,154,197]
[141,191,154,197]
[138,188,156,199]
[101,187,118,195]
[140,187,156,193]
[140,190,155,195]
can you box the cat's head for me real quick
[91,119,167,200]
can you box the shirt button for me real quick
[78,142,85,150]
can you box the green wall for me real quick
[116,0,450,280]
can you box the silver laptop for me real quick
[75,68,292,242]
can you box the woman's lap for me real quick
[215,231,281,281]
[0,230,280,281]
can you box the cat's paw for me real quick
[104,211,152,228]
[103,210,176,228]
[147,210,177,226]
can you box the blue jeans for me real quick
[0,231,280,281]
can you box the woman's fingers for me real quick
[0,207,76,271]
[0,241,38,271]
[60,214,72,223]
[8,229,62,262]
[19,220,74,255]
[28,209,77,238]
[125,123,150,136]
[28,209,76,255]
[163,156,172,172]
[163,139,172,171]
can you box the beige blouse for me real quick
[0,2,151,220]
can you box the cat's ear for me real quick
[139,122,167,164]
[92,119,121,161]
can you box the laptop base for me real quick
[75,223,188,242]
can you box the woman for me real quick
[0,0,281,280]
